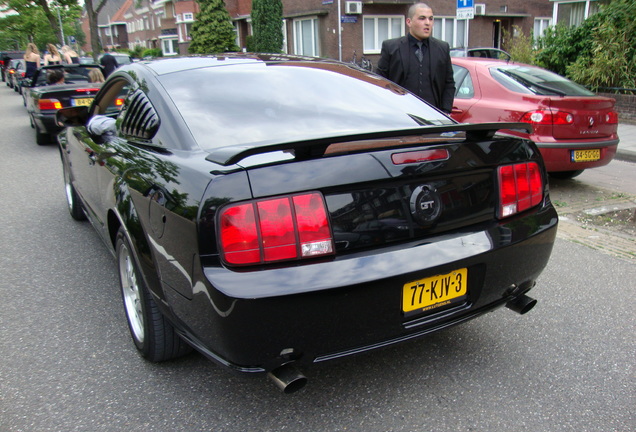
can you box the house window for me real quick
[433,17,467,47]
[162,38,178,56]
[534,18,551,41]
[363,15,404,54]
[184,13,193,21]
[293,17,319,57]
[554,0,599,27]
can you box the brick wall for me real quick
[599,92,636,123]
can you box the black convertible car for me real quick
[24,64,104,145]
[56,54,557,393]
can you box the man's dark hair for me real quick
[47,69,65,85]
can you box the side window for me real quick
[452,65,474,99]
[118,88,160,140]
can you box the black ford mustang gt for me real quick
[56,54,557,393]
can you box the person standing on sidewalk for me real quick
[100,47,118,78]
[376,2,455,113]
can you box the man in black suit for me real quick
[100,47,119,78]
[376,3,455,113]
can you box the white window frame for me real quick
[433,17,468,48]
[184,13,193,21]
[293,16,320,57]
[362,15,404,55]
[533,17,552,41]
[161,37,179,56]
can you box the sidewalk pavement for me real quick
[617,123,636,163]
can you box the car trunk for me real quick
[243,133,516,254]
[548,96,616,140]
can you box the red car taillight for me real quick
[219,192,334,266]
[520,110,573,125]
[75,88,100,93]
[498,162,543,218]
[39,99,62,110]
[605,111,619,124]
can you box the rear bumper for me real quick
[165,202,558,374]
[534,139,618,172]
[32,112,62,135]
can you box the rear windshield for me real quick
[490,65,595,96]
[158,62,453,150]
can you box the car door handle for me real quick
[451,107,464,115]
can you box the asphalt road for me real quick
[1,84,634,432]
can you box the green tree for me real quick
[251,0,283,53]
[565,0,636,88]
[189,0,238,54]
[535,0,636,88]
[502,25,535,64]
[1,0,82,49]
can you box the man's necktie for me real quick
[415,41,424,62]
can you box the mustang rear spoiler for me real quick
[205,122,533,166]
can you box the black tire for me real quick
[62,162,86,221]
[35,124,50,146]
[116,228,192,362]
[549,170,584,180]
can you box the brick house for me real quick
[225,0,554,66]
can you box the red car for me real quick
[450,57,619,179]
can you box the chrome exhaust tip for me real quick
[267,363,307,394]
[506,294,537,315]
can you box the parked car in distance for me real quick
[451,47,511,61]
[98,52,133,67]
[24,64,105,145]
[56,54,557,393]
[6,59,25,89]
[450,57,619,178]
[1,51,25,82]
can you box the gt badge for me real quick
[410,185,442,226]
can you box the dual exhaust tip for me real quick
[267,294,537,393]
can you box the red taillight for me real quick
[520,110,573,125]
[115,98,124,107]
[219,192,334,266]
[39,99,62,110]
[76,88,100,93]
[498,162,543,218]
[605,111,619,124]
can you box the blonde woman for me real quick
[88,68,105,83]
[23,43,41,78]
[44,44,62,65]
[61,45,79,64]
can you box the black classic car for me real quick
[56,54,558,393]
[24,64,104,145]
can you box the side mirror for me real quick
[56,105,89,127]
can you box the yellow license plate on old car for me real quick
[572,149,601,162]
[402,268,468,313]
[72,98,93,107]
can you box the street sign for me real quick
[457,0,474,19]
[457,7,474,19]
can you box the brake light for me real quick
[219,192,334,266]
[115,98,124,107]
[520,110,573,125]
[498,162,543,218]
[39,99,62,110]
[392,149,449,165]
[76,88,100,93]
[605,111,619,124]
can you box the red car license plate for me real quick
[572,149,601,162]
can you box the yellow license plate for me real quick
[73,98,93,107]
[572,149,601,162]
[402,268,468,313]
